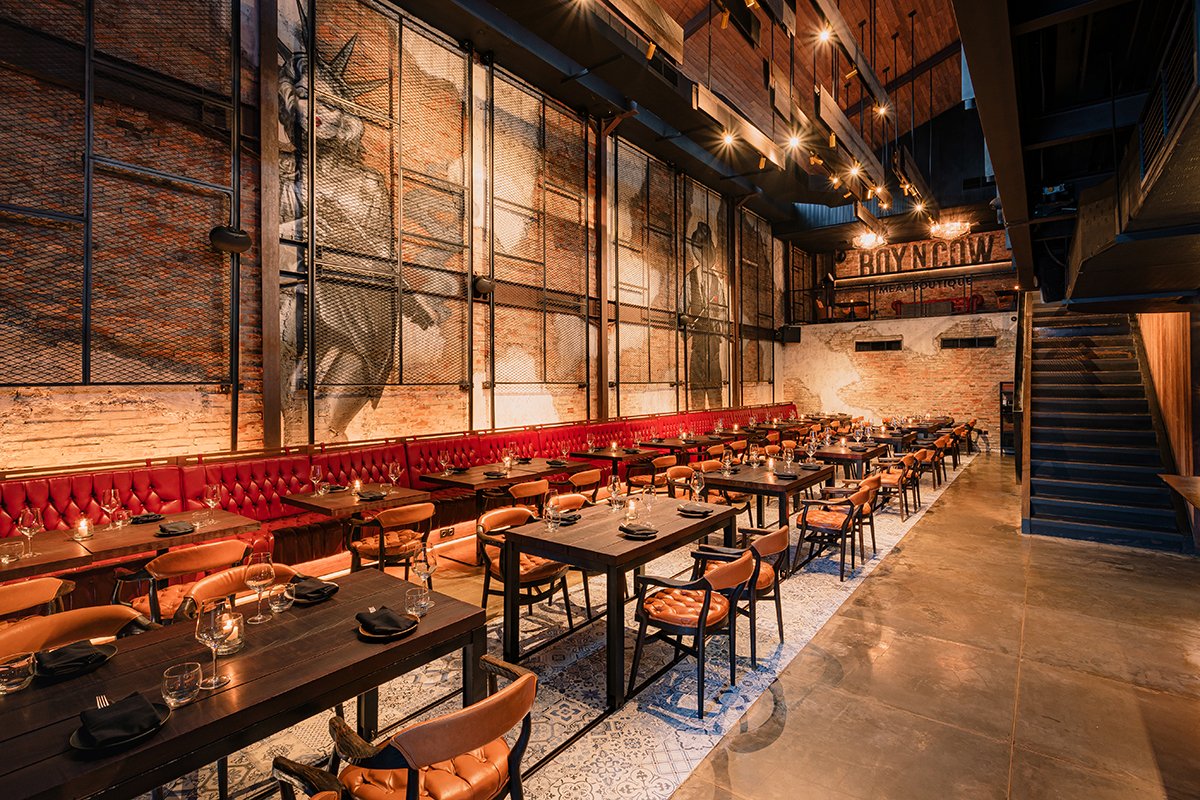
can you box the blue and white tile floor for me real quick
[150,455,976,799]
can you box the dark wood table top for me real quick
[812,443,890,462]
[638,436,730,452]
[0,570,485,800]
[569,447,659,463]
[1161,474,1200,510]
[74,509,260,560]
[899,420,949,435]
[506,498,737,571]
[0,537,92,582]
[421,460,588,491]
[282,484,430,518]
[701,463,836,494]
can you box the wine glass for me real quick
[387,461,404,488]
[854,426,863,444]
[412,545,438,600]
[721,450,733,475]
[203,484,221,526]
[438,450,452,475]
[749,414,757,427]
[607,475,622,512]
[99,489,120,531]
[244,553,275,625]
[586,434,595,451]
[783,447,795,468]
[545,495,562,534]
[689,471,705,502]
[309,464,323,492]
[748,444,759,465]
[195,598,234,689]
[716,417,724,432]
[15,508,42,558]
[805,440,818,463]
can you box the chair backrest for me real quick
[0,605,151,656]
[552,493,588,511]
[751,526,789,558]
[695,459,723,473]
[387,672,538,768]
[706,444,725,458]
[704,550,754,591]
[728,440,747,453]
[145,540,251,580]
[477,507,535,545]
[508,479,550,514]
[375,502,435,530]
[650,455,676,470]
[781,439,797,449]
[569,469,601,490]
[859,473,883,503]
[183,563,300,619]
[0,577,74,617]
[763,444,781,455]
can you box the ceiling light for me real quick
[852,230,887,250]
[875,104,888,117]
[787,134,801,149]
[722,131,735,146]
[818,26,833,44]
[930,219,971,240]
[830,175,841,187]
[745,0,758,8]
[848,164,861,178]
[913,201,925,214]
[880,201,890,210]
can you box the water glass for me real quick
[195,598,234,690]
[641,485,656,514]
[309,464,324,491]
[406,587,431,617]
[0,652,34,694]
[0,540,24,565]
[15,507,43,558]
[99,488,121,530]
[387,462,405,487]
[438,450,452,475]
[690,472,705,501]
[244,553,275,625]
[161,662,203,708]
[412,545,438,597]
[267,584,295,614]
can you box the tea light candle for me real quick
[733,424,739,432]
[74,518,92,541]
[624,497,639,521]
[767,457,775,472]
[840,437,847,448]
[352,478,362,493]
[610,440,618,452]
[217,612,244,655]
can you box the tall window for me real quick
[739,211,774,403]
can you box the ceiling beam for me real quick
[809,0,889,109]
[952,0,1037,288]
[840,39,961,121]
[1022,92,1147,150]
[1011,0,1136,36]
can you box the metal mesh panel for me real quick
[683,179,729,408]
[739,210,773,388]
[613,140,677,389]
[93,99,232,188]
[0,212,85,384]
[491,73,588,387]
[0,1,84,42]
[89,171,231,383]
[93,1,232,95]
[0,69,85,215]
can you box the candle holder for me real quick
[610,440,618,452]
[352,479,363,494]
[215,612,244,656]
[72,519,93,541]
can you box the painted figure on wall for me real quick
[684,219,728,409]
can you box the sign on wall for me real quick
[838,230,1010,279]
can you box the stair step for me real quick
[1030,476,1173,505]
[1034,322,1131,337]
[1030,496,1177,529]
[1030,458,1165,485]
[1031,346,1137,361]
[1032,358,1139,372]
[1030,411,1151,429]
[1027,516,1183,551]
[1031,369,1143,385]
[1032,397,1148,414]
[1031,426,1157,445]
[1030,441,1162,466]
[1031,383,1145,399]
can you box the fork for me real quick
[95,694,109,709]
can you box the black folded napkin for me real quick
[130,513,164,525]
[558,511,582,523]
[619,522,658,536]
[356,490,386,501]
[36,641,107,677]
[483,471,507,478]
[622,448,640,454]
[677,502,714,515]
[326,484,349,492]
[546,459,567,467]
[800,463,822,471]
[772,471,799,480]
[707,435,722,440]
[451,467,469,474]
[516,457,532,464]
[289,575,339,603]
[356,606,417,637]
[78,693,161,748]
[157,521,194,536]
[651,437,665,442]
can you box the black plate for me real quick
[35,643,117,682]
[69,703,171,753]
[450,467,469,474]
[677,510,713,518]
[516,457,532,464]
[154,529,194,538]
[800,463,822,471]
[326,486,349,493]
[130,514,164,525]
[546,460,567,467]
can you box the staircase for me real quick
[1027,304,1184,550]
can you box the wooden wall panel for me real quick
[1139,312,1193,476]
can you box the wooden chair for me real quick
[628,455,676,492]
[273,656,537,800]
[556,468,602,502]
[508,479,550,515]
[477,508,573,627]
[179,564,300,621]
[822,473,883,558]
[878,453,920,519]
[627,551,754,718]
[664,465,695,498]
[792,487,870,581]
[112,540,251,624]
[350,502,435,576]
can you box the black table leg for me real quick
[606,566,626,710]
[777,491,788,530]
[463,625,487,706]
[724,516,736,547]
[756,495,765,527]
[356,689,379,740]
[502,539,521,664]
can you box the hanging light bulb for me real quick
[852,230,887,250]
[875,104,888,117]
[787,134,802,150]
[930,219,971,240]
[913,201,925,214]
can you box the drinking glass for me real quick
[388,462,405,488]
[412,545,438,596]
[641,485,656,514]
[195,599,234,690]
[607,476,622,512]
[0,540,23,565]
[854,427,863,444]
[783,447,795,468]
[748,444,759,464]
[716,417,724,432]
[721,451,733,475]
[99,489,121,531]
[545,502,562,534]
[161,663,202,708]
[689,471,705,502]
[559,443,569,461]
[406,587,431,617]
[438,450,452,475]
[309,464,324,492]
[0,652,34,694]
[15,507,42,558]
[203,484,221,525]
[244,553,275,625]
[805,441,817,463]
[267,584,295,614]
[749,414,757,427]
[502,454,513,475]
[585,435,595,451]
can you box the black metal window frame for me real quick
[941,335,997,349]
[682,178,731,409]
[738,209,775,393]
[855,338,903,352]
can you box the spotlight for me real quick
[913,201,925,214]
[818,26,833,44]
[787,134,801,149]
[848,164,861,178]
[875,104,888,117]
[830,175,841,187]
[722,131,735,146]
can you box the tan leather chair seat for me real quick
[352,529,423,558]
[879,471,904,487]
[627,473,667,487]
[642,587,729,627]
[485,549,567,584]
[706,560,774,591]
[804,508,852,530]
[339,739,510,800]
[131,583,193,620]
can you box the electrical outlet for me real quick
[439,527,455,539]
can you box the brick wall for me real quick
[778,312,1016,433]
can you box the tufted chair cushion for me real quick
[485,549,568,584]
[643,588,729,628]
[339,739,510,800]
[132,585,190,621]
[315,443,408,488]
[0,466,184,537]
[352,529,424,559]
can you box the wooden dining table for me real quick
[569,446,659,477]
[422,459,589,513]
[283,484,431,570]
[637,435,732,463]
[701,463,836,529]
[812,442,890,479]
[502,499,737,711]
[0,569,487,800]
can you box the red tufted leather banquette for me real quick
[0,466,184,538]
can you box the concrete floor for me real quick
[671,454,1200,800]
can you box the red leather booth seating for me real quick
[474,429,540,464]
